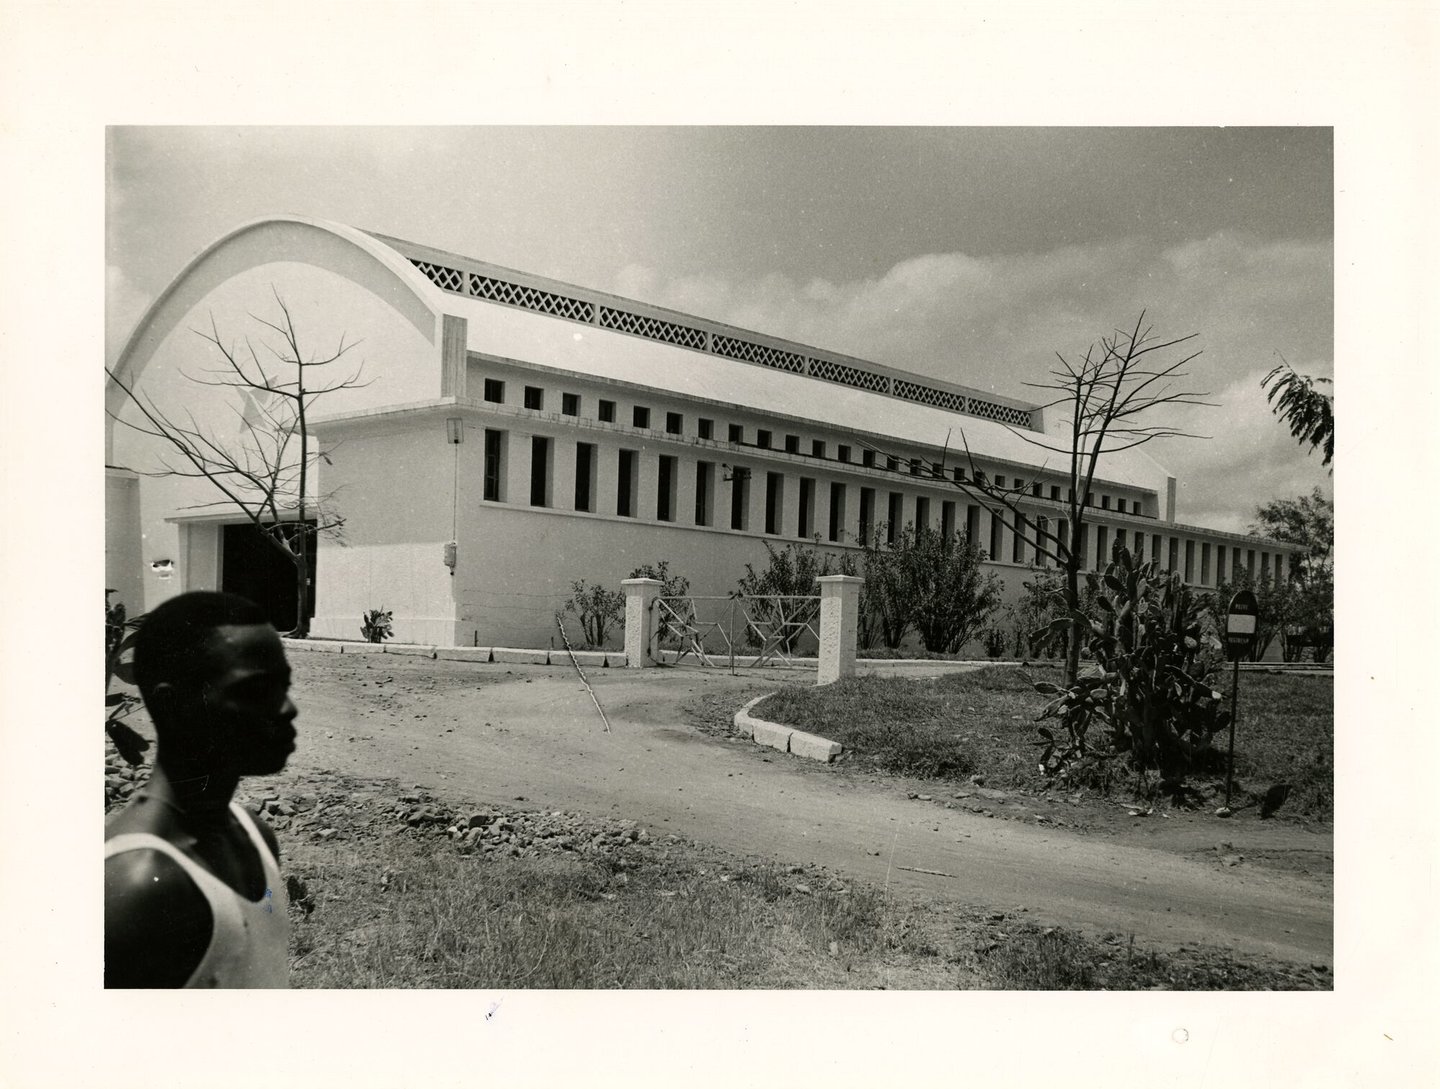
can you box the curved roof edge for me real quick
[110,213,440,374]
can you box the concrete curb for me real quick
[733,694,843,763]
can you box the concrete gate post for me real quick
[815,574,864,685]
[622,578,664,668]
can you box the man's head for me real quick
[134,591,297,776]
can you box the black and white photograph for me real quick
[101,124,1335,990]
[3,3,1436,1087]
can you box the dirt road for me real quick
[284,650,1332,966]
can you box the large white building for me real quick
[107,215,1297,647]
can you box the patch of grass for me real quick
[288,834,965,989]
[754,667,1333,819]
[978,926,1329,990]
[753,668,1042,785]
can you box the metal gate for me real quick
[652,594,821,669]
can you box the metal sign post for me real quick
[1223,590,1259,808]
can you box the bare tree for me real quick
[861,312,1211,686]
[106,290,368,637]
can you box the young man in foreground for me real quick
[105,591,298,988]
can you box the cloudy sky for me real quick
[108,126,1333,533]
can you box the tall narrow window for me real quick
[1170,538,1181,573]
[1216,545,1227,584]
[524,386,544,411]
[730,468,750,531]
[1152,534,1162,566]
[695,461,714,526]
[657,455,676,522]
[483,429,504,502]
[989,509,1003,560]
[829,482,846,542]
[1036,517,1049,566]
[1201,542,1212,585]
[1134,532,1144,562]
[797,478,815,539]
[1246,549,1256,578]
[529,436,550,507]
[1012,513,1027,563]
[1095,525,1109,569]
[574,442,596,512]
[914,496,930,532]
[887,492,902,545]
[617,450,637,517]
[941,501,956,541]
[966,505,981,546]
[1184,540,1196,583]
[858,488,875,545]
[1260,551,1271,584]
[1057,518,1069,563]
[1116,527,1127,552]
[765,473,784,535]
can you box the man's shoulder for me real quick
[104,842,214,988]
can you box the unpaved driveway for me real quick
[286,652,1332,966]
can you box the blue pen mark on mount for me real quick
[263,888,274,913]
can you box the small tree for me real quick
[735,540,841,653]
[861,313,1210,689]
[105,591,150,766]
[1262,356,1334,468]
[1034,542,1230,799]
[557,580,625,648]
[862,523,1001,653]
[106,291,367,637]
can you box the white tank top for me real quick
[105,802,290,988]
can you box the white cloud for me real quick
[605,233,1333,531]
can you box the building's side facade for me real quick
[108,216,1299,648]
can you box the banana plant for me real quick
[105,591,151,766]
[1029,542,1229,795]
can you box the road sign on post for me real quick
[1225,589,1259,662]
[1221,589,1259,811]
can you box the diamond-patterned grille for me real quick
[893,380,967,412]
[470,274,595,321]
[711,335,806,373]
[809,358,889,391]
[968,399,1033,427]
[412,260,464,293]
[599,307,707,349]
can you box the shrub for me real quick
[360,608,393,643]
[982,627,1008,659]
[557,580,625,649]
[862,524,1002,653]
[735,540,841,653]
[1032,543,1230,798]
[105,591,150,766]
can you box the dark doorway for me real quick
[221,522,316,632]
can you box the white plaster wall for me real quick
[105,472,144,614]
[108,220,443,614]
[310,423,461,645]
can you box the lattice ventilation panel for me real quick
[810,358,889,392]
[711,334,806,374]
[412,260,464,293]
[893,379,967,412]
[967,399,1034,427]
[469,274,596,322]
[599,306,707,350]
